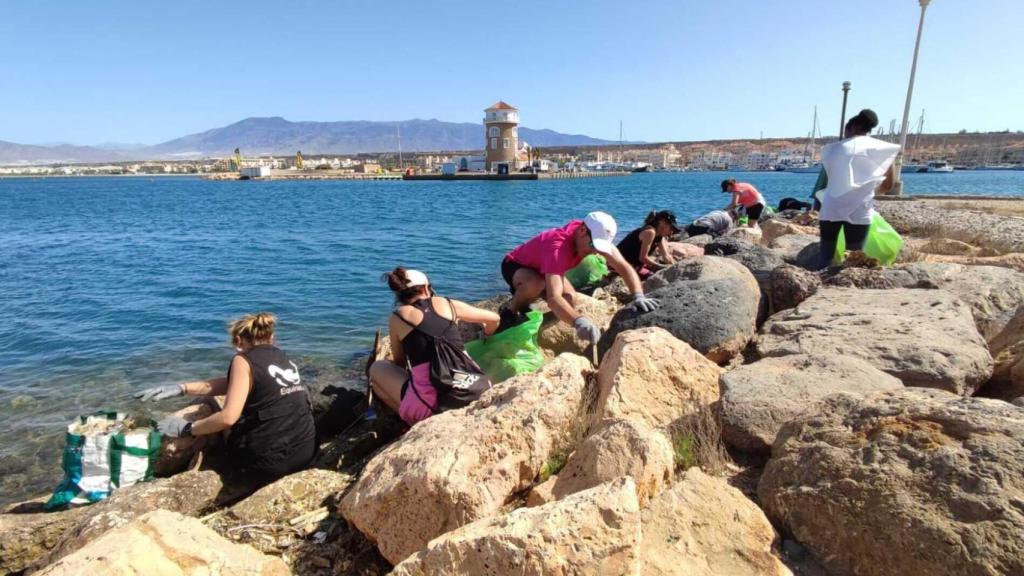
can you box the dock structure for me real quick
[204,171,403,181]
[402,171,631,181]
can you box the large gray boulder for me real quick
[759,388,1024,576]
[602,277,758,364]
[757,288,992,395]
[769,234,818,265]
[720,354,903,456]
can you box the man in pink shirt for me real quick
[721,179,766,227]
[501,211,660,344]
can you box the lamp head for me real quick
[919,0,931,7]
[842,81,851,90]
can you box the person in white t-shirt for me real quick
[816,109,901,269]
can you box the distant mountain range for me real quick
[0,117,621,165]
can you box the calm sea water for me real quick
[1,170,1022,504]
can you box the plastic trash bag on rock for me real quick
[465,311,545,383]
[46,411,161,510]
[565,254,609,292]
[834,212,903,266]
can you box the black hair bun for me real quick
[855,109,879,130]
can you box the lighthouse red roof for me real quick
[485,101,518,111]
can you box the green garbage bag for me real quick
[565,254,608,290]
[465,310,545,383]
[833,212,903,266]
[46,411,162,510]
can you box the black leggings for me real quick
[819,220,869,269]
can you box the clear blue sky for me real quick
[1,0,1020,145]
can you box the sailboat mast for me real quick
[396,124,403,170]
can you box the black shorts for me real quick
[684,224,710,237]
[501,257,535,293]
[745,203,765,221]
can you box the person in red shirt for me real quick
[722,179,766,227]
[500,211,660,345]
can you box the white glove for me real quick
[631,293,661,313]
[134,385,184,402]
[573,316,601,344]
[157,414,193,438]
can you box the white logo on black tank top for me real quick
[269,361,303,396]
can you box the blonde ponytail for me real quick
[229,312,276,347]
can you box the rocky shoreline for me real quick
[3,195,1024,576]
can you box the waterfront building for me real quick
[484,101,520,173]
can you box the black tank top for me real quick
[226,345,315,460]
[617,226,657,268]
[398,298,465,367]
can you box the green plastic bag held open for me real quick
[833,212,903,266]
[465,310,544,384]
[565,254,608,290]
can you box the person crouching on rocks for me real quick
[616,210,681,279]
[683,208,736,238]
[722,178,765,227]
[136,312,316,484]
[500,211,661,344]
[816,109,900,269]
[369,268,499,426]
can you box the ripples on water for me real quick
[0,171,1020,504]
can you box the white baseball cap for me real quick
[583,211,617,253]
[404,269,430,287]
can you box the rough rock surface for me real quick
[768,264,821,313]
[988,306,1024,399]
[665,241,704,260]
[727,226,763,244]
[707,237,786,280]
[226,468,351,525]
[644,256,760,299]
[758,288,993,394]
[525,476,557,508]
[793,241,824,270]
[683,233,714,247]
[876,199,1024,253]
[761,218,818,246]
[538,293,618,355]
[35,469,240,570]
[641,468,791,576]
[604,277,758,363]
[821,262,1024,344]
[0,502,90,575]
[552,418,674,505]
[596,327,721,430]
[340,354,597,565]
[769,234,819,264]
[720,354,903,456]
[759,388,1024,576]
[36,509,290,576]
[920,237,998,257]
[390,477,641,576]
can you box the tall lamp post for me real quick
[891,0,932,196]
[839,81,852,137]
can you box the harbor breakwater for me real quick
[2,192,1024,575]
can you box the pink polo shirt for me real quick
[734,182,765,207]
[506,220,586,276]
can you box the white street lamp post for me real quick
[891,0,932,196]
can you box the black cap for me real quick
[656,210,681,232]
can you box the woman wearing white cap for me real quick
[369,268,500,426]
[500,211,660,344]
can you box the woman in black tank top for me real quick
[139,312,316,484]
[369,267,501,426]
[615,210,681,277]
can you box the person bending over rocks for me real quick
[369,268,499,426]
[136,312,316,485]
[616,210,681,279]
[683,208,736,238]
[500,211,660,344]
[816,109,900,269]
[722,178,766,227]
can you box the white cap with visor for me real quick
[583,211,617,253]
